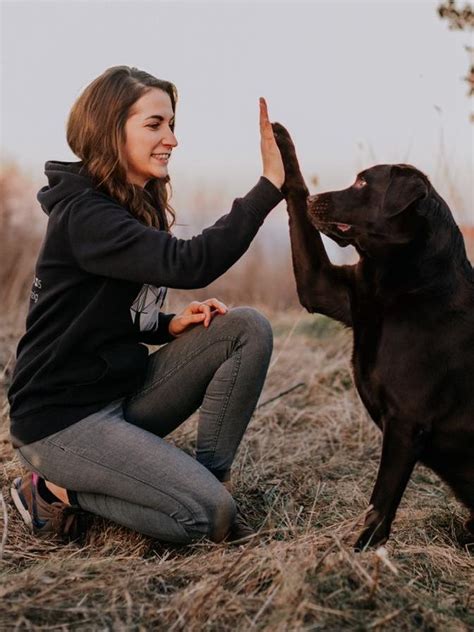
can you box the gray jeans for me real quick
[15,307,273,543]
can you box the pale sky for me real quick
[1,0,473,222]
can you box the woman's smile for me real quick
[151,153,171,164]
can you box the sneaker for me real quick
[227,504,256,543]
[10,472,88,543]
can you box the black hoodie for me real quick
[8,161,283,447]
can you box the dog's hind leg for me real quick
[422,434,474,536]
[441,473,474,539]
[430,466,474,535]
[354,418,423,550]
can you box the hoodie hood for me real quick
[37,160,94,216]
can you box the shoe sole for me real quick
[10,478,33,529]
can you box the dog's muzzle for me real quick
[308,194,331,223]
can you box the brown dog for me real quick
[272,122,474,549]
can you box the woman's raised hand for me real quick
[259,97,285,190]
[168,298,228,337]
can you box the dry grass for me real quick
[1,310,473,631]
[1,161,473,630]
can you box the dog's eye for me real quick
[354,177,367,189]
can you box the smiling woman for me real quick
[123,89,178,187]
[8,65,285,547]
[66,67,178,230]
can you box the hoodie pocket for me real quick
[98,342,149,383]
[51,354,108,388]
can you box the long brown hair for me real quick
[66,65,177,230]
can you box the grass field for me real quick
[1,309,473,631]
[1,161,473,630]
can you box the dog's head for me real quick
[307,164,431,255]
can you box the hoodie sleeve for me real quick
[137,312,176,345]
[67,177,283,289]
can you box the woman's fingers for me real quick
[199,304,212,327]
[185,302,210,326]
[186,302,215,327]
[168,310,205,337]
[186,311,207,324]
[178,299,228,332]
[259,97,285,190]
[203,298,228,314]
[202,298,227,326]
[259,97,270,134]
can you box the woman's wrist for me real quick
[262,172,284,190]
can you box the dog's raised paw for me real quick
[271,122,307,195]
[271,121,290,137]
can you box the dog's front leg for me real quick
[354,418,423,550]
[272,123,353,327]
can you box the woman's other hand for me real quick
[259,97,285,190]
[168,298,228,337]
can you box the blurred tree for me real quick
[438,0,473,29]
[437,1,474,116]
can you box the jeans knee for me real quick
[203,486,236,543]
[225,307,273,356]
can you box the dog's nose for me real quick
[308,195,319,210]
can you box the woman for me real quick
[8,65,284,544]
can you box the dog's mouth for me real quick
[307,197,352,233]
[309,211,354,235]
[308,212,355,248]
[315,220,353,233]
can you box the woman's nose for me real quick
[164,130,178,148]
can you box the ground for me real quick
[1,311,473,631]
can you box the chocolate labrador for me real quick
[272,122,474,549]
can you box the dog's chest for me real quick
[351,306,460,423]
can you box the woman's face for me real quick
[123,88,177,187]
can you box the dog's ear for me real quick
[382,165,429,217]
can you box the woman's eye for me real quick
[148,121,174,131]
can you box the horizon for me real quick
[1,0,473,222]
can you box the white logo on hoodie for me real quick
[30,276,43,303]
[130,284,167,332]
